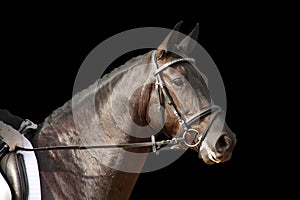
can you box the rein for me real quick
[14,51,221,153]
[15,136,183,152]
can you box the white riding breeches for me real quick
[0,172,12,200]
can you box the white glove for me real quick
[0,121,24,151]
[18,119,38,133]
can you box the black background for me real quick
[0,4,288,199]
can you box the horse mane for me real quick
[41,51,152,130]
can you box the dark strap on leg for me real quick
[1,152,29,200]
[17,153,29,200]
[0,140,9,160]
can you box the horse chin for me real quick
[199,149,220,165]
[199,146,233,165]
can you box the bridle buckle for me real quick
[182,128,201,148]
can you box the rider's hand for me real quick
[0,121,24,151]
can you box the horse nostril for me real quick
[215,135,232,154]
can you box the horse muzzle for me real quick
[199,130,237,165]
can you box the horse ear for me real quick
[176,23,199,54]
[156,20,183,59]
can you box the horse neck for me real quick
[33,52,155,199]
[38,52,153,146]
[72,52,154,146]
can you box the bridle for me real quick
[15,51,222,153]
[151,50,221,151]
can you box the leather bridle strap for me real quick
[183,106,222,148]
[185,105,221,126]
[153,57,195,76]
[151,50,193,132]
[151,50,222,149]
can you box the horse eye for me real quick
[173,78,184,86]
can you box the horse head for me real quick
[149,21,237,164]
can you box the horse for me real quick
[22,22,236,199]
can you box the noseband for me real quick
[151,50,222,150]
